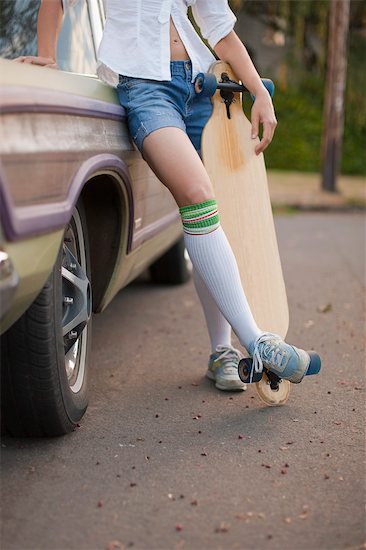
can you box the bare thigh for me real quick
[142,127,215,207]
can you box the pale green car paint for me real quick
[0,0,187,436]
[0,229,64,334]
[0,58,119,106]
[0,58,182,331]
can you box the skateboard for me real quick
[237,354,321,406]
[196,61,320,406]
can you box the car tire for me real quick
[150,236,191,285]
[1,200,92,437]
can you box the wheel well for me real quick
[80,174,128,313]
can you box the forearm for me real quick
[214,30,276,154]
[214,31,267,97]
[37,0,64,59]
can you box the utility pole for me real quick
[321,0,350,192]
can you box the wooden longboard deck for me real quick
[201,61,289,339]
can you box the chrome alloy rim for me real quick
[62,209,91,393]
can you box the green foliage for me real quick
[243,79,324,172]
[237,1,366,174]
[342,32,366,175]
[256,63,366,175]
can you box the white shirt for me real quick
[97,0,237,87]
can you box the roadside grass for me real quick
[272,205,299,216]
[342,32,366,176]
[260,81,324,173]
[345,197,366,209]
[243,33,366,176]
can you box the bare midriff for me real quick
[170,18,190,60]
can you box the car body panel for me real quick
[1,60,178,241]
[0,57,182,333]
[0,0,188,437]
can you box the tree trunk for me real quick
[321,0,350,192]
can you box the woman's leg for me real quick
[192,267,231,352]
[143,126,319,385]
[117,59,319,385]
[142,127,213,206]
[193,267,248,390]
[142,127,261,350]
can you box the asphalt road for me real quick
[1,213,365,550]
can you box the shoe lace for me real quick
[251,333,285,378]
[214,345,242,368]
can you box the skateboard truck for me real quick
[238,359,282,389]
[238,353,321,406]
[238,353,321,385]
[219,73,236,120]
[194,71,275,120]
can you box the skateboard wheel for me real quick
[261,78,275,98]
[306,351,321,376]
[255,373,290,406]
[249,79,275,101]
[238,358,262,384]
[194,72,217,97]
[238,358,250,383]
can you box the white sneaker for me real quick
[207,345,247,391]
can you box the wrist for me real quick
[251,84,269,98]
[37,47,55,58]
[37,53,56,62]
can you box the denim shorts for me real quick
[116,60,213,154]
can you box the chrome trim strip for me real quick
[0,248,19,321]
[0,85,126,121]
[87,0,104,51]
[132,210,181,250]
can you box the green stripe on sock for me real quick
[179,199,217,216]
[179,200,220,235]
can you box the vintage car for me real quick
[0,0,190,437]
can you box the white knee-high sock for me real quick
[193,268,232,352]
[180,200,261,350]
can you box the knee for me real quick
[180,182,215,207]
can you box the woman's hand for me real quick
[251,89,277,155]
[214,31,277,155]
[13,56,59,69]
[12,1,63,70]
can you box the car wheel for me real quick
[150,236,191,285]
[1,201,92,437]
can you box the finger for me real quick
[251,112,260,139]
[263,121,274,145]
[255,128,272,154]
[255,124,275,153]
[25,57,46,65]
[36,57,55,65]
[255,136,271,155]
[255,119,276,155]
